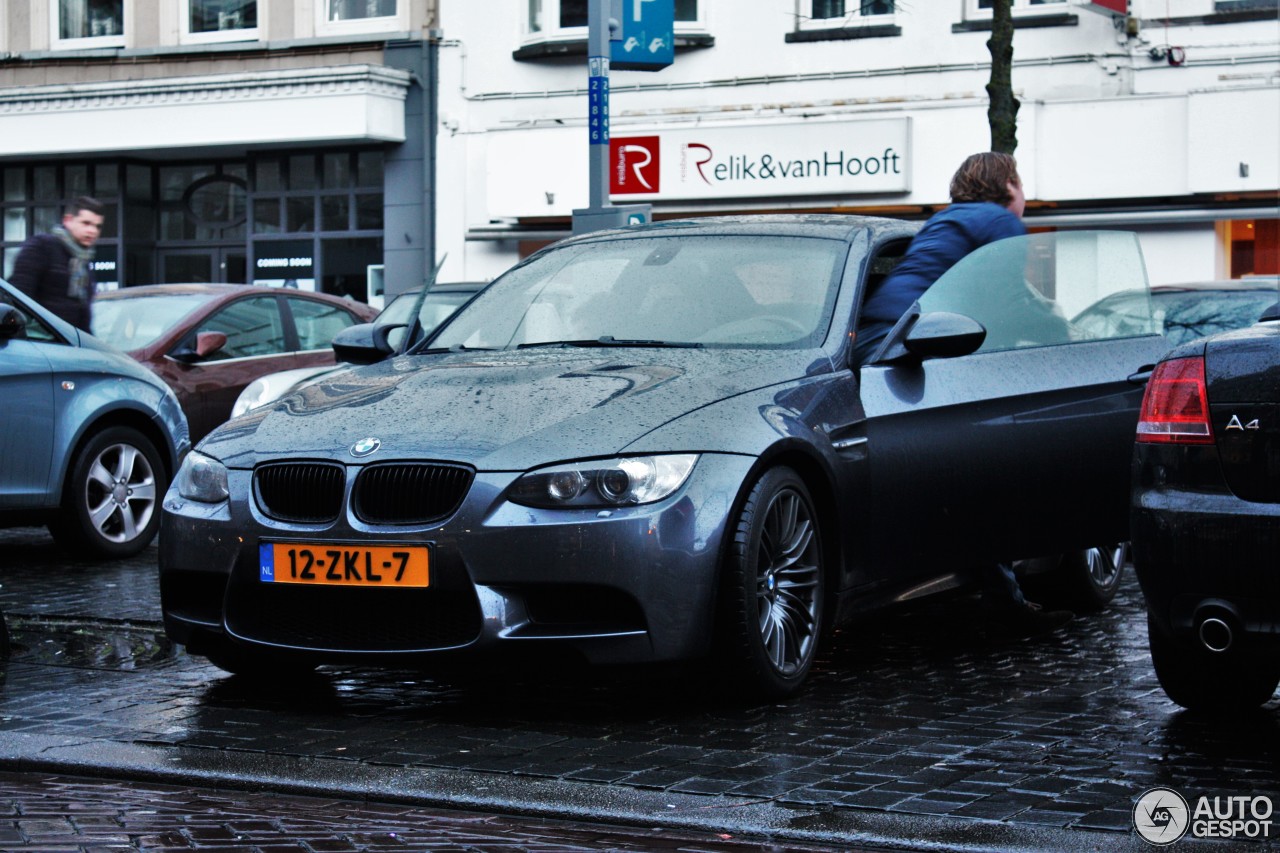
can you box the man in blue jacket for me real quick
[854,152,1026,364]
[11,196,105,333]
[854,153,1072,637]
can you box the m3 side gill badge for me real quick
[350,437,382,457]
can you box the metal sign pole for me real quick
[587,0,610,214]
[572,0,652,235]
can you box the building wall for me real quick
[0,0,441,298]
[433,0,1279,285]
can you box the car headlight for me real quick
[230,377,272,419]
[509,454,699,509]
[175,451,229,503]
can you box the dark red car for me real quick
[92,284,377,443]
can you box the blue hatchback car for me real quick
[0,279,190,558]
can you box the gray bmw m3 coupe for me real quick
[159,215,1171,696]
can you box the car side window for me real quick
[0,289,60,343]
[198,296,288,360]
[288,297,357,351]
[919,231,1159,354]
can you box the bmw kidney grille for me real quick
[353,462,474,524]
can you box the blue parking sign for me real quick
[611,0,674,70]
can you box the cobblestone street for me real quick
[1,526,1276,850]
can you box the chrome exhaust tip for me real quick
[1198,617,1234,653]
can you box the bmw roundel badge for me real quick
[350,437,381,457]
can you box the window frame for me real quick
[179,0,259,45]
[963,0,1070,19]
[315,0,408,38]
[51,0,126,51]
[796,0,896,32]
[522,0,707,47]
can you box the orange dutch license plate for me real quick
[258,542,430,588]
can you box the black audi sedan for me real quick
[159,216,1172,697]
[1132,304,1280,712]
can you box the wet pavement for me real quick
[0,770,848,851]
[0,525,1277,851]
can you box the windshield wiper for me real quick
[517,336,703,349]
[419,344,500,354]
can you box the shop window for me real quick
[287,197,315,233]
[0,162,121,281]
[789,0,899,41]
[182,0,258,44]
[157,165,244,241]
[317,0,407,36]
[321,236,383,302]
[523,0,706,47]
[1231,219,1280,277]
[321,196,350,231]
[251,152,382,237]
[54,0,124,48]
[254,198,282,234]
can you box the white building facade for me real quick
[435,0,1279,287]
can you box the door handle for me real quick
[1127,364,1155,385]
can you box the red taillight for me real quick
[1136,356,1214,444]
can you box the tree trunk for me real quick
[986,0,1019,154]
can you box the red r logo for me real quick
[611,136,661,194]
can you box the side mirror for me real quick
[332,322,398,365]
[0,304,27,340]
[1260,302,1280,323]
[903,312,987,359]
[869,308,986,365]
[170,331,227,363]
[195,331,227,357]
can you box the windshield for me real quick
[430,235,846,351]
[919,231,1158,353]
[92,292,213,350]
[1073,283,1280,347]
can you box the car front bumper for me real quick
[159,453,756,668]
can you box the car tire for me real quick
[1036,543,1128,612]
[1147,612,1280,713]
[49,426,166,560]
[718,466,824,699]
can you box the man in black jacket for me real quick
[11,197,105,332]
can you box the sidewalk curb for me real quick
[0,730,1157,852]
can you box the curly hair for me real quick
[949,152,1021,206]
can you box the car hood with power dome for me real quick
[198,346,824,471]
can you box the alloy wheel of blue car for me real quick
[51,426,166,559]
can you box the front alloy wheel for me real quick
[51,426,165,559]
[720,467,824,698]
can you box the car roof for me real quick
[559,214,919,246]
[96,283,371,301]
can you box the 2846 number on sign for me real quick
[259,543,430,587]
